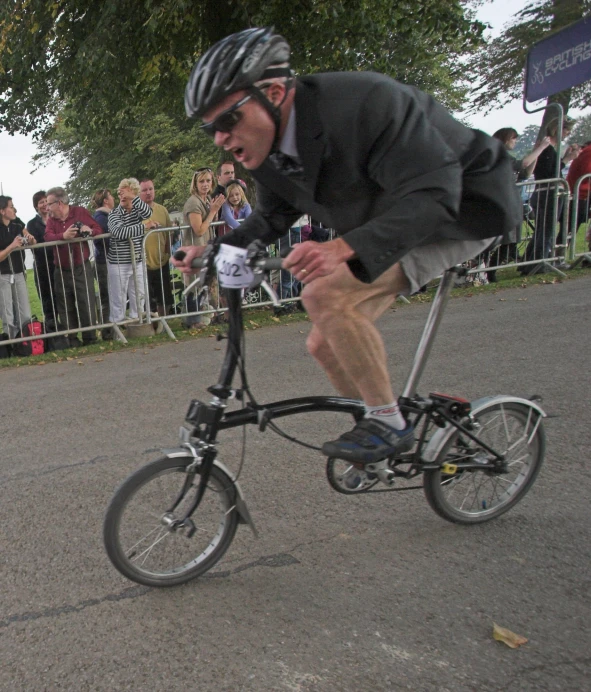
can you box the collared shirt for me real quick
[45,206,102,269]
[143,202,172,269]
[279,105,300,161]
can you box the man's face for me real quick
[46,195,66,219]
[204,90,276,170]
[140,180,155,205]
[36,197,48,215]
[218,164,234,187]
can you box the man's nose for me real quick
[214,130,230,147]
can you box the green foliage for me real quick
[1,0,487,204]
[468,0,591,118]
[513,124,540,158]
[568,112,591,145]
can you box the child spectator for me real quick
[220,179,252,235]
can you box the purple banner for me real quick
[525,17,591,102]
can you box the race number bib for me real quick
[214,244,254,289]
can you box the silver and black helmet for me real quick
[185,27,292,119]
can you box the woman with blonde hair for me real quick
[181,168,225,326]
[107,178,157,327]
[220,179,252,235]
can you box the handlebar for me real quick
[173,249,284,271]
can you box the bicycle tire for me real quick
[103,456,239,587]
[423,401,545,524]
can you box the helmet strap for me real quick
[248,77,294,154]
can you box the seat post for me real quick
[401,268,458,399]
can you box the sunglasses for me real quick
[200,94,252,138]
[194,167,213,175]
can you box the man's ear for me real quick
[266,82,286,106]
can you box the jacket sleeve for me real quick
[108,198,151,239]
[221,203,240,230]
[44,218,64,242]
[337,81,464,281]
[80,209,104,237]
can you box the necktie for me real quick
[269,151,304,177]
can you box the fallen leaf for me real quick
[77,361,84,366]
[94,358,104,362]
[66,357,73,361]
[499,298,507,301]
[249,320,259,327]
[271,317,280,322]
[492,623,528,649]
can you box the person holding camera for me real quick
[44,186,103,345]
[0,195,35,339]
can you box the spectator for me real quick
[182,168,225,326]
[566,140,591,236]
[107,178,153,329]
[485,128,554,278]
[520,118,578,274]
[220,179,252,232]
[92,188,115,337]
[27,190,57,331]
[493,128,552,181]
[0,196,35,338]
[139,179,174,316]
[212,161,235,198]
[45,186,102,346]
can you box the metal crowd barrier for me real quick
[569,172,591,267]
[458,178,572,285]
[3,188,590,353]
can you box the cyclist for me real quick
[174,27,521,465]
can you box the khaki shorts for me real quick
[398,237,497,295]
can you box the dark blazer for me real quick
[226,72,521,282]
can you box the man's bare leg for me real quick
[302,262,409,406]
[302,261,414,464]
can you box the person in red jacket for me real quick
[566,141,591,241]
[44,186,103,345]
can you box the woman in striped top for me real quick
[107,178,157,325]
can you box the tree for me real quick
[513,124,540,158]
[0,0,486,137]
[568,112,591,144]
[468,0,591,138]
[2,1,487,204]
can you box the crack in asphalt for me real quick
[0,552,299,630]
[0,455,111,484]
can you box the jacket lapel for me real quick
[294,80,325,195]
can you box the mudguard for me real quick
[421,395,547,464]
[160,447,258,537]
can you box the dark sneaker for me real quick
[322,418,415,465]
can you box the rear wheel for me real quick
[103,456,239,586]
[423,402,545,524]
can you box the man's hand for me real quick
[23,231,36,245]
[63,225,79,240]
[171,244,208,274]
[145,220,160,230]
[283,238,355,284]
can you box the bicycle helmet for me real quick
[185,27,293,148]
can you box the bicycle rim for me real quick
[423,402,545,524]
[104,457,238,586]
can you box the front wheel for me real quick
[423,402,545,524]
[103,456,239,587]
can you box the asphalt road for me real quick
[1,276,590,691]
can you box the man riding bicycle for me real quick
[173,27,521,466]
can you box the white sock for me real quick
[364,402,407,430]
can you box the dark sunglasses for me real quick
[194,167,213,175]
[200,94,252,138]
